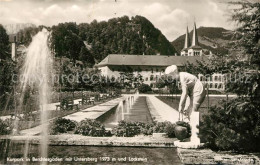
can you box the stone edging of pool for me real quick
[177,148,260,164]
[0,135,177,148]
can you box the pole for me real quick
[59,57,62,102]
[207,84,209,111]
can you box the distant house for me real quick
[95,54,205,88]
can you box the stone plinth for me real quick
[174,112,201,149]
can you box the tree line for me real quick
[15,15,176,67]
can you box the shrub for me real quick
[153,121,177,138]
[50,118,77,135]
[153,122,168,133]
[138,84,152,93]
[199,98,260,152]
[75,119,106,137]
[0,119,11,135]
[165,122,176,138]
[140,123,154,135]
[112,121,144,137]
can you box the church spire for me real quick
[191,22,199,46]
[183,26,190,49]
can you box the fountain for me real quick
[14,28,53,163]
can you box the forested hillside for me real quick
[14,15,176,66]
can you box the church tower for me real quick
[188,22,202,56]
[191,22,199,46]
[181,26,190,56]
[180,22,203,56]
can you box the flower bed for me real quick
[50,118,191,139]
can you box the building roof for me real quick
[95,54,207,67]
[181,48,189,52]
[189,45,202,49]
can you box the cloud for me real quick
[0,0,234,41]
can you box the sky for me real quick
[0,0,248,41]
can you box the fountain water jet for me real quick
[15,28,53,163]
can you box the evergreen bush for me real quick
[199,98,260,152]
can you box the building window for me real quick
[210,83,213,88]
[155,75,159,81]
[150,75,154,81]
[145,77,148,81]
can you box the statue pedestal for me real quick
[174,112,202,149]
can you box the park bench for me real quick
[94,94,99,102]
[79,97,86,105]
[99,94,105,100]
[55,99,68,111]
[89,96,95,104]
[79,96,95,105]
[67,100,79,110]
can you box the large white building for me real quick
[96,54,205,88]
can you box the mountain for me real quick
[4,23,36,35]
[75,15,177,62]
[172,27,234,55]
[14,15,176,66]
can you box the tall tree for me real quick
[79,47,95,67]
[0,25,16,110]
[0,24,10,60]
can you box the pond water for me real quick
[98,96,153,128]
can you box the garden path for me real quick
[63,97,123,122]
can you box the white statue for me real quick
[165,65,206,120]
